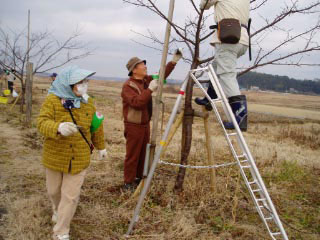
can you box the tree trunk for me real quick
[174,63,198,191]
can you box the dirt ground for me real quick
[0,77,319,240]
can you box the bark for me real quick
[174,3,203,191]
[174,63,198,191]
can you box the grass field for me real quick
[0,77,319,240]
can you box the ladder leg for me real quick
[213,65,288,239]
[133,111,184,198]
[160,110,184,158]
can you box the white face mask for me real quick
[82,93,89,101]
[76,82,88,96]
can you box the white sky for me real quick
[0,0,319,80]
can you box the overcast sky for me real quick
[1,0,319,80]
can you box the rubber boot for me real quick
[194,83,217,111]
[223,95,247,131]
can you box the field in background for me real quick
[0,77,319,239]
[32,77,320,120]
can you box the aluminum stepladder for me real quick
[126,65,289,240]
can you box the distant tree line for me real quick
[238,71,320,95]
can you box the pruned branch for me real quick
[123,0,195,45]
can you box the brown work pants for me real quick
[124,122,150,184]
[46,168,86,235]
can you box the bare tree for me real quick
[240,0,320,74]
[0,27,92,112]
[124,0,320,191]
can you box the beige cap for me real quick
[126,57,146,76]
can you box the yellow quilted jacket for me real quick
[37,94,105,174]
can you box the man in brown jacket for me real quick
[121,50,182,190]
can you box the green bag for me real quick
[90,111,104,133]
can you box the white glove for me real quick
[200,0,214,10]
[99,149,107,160]
[172,48,183,63]
[148,79,158,92]
[58,122,78,137]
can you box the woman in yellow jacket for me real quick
[37,65,106,240]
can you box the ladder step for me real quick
[240,159,248,163]
[237,154,246,159]
[258,205,271,211]
[248,180,256,185]
[271,232,281,236]
[252,188,261,193]
[210,99,222,103]
[241,165,251,169]
[257,198,266,202]
[264,217,273,221]
[227,133,237,137]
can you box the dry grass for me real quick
[0,78,319,240]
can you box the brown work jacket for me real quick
[121,61,176,125]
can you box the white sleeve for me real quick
[200,0,216,10]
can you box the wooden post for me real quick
[25,62,33,127]
[202,106,216,192]
[149,0,176,164]
[133,0,176,197]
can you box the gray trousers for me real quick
[212,43,248,98]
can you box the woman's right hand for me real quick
[58,122,78,136]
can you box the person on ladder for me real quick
[195,0,250,131]
[121,50,182,191]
